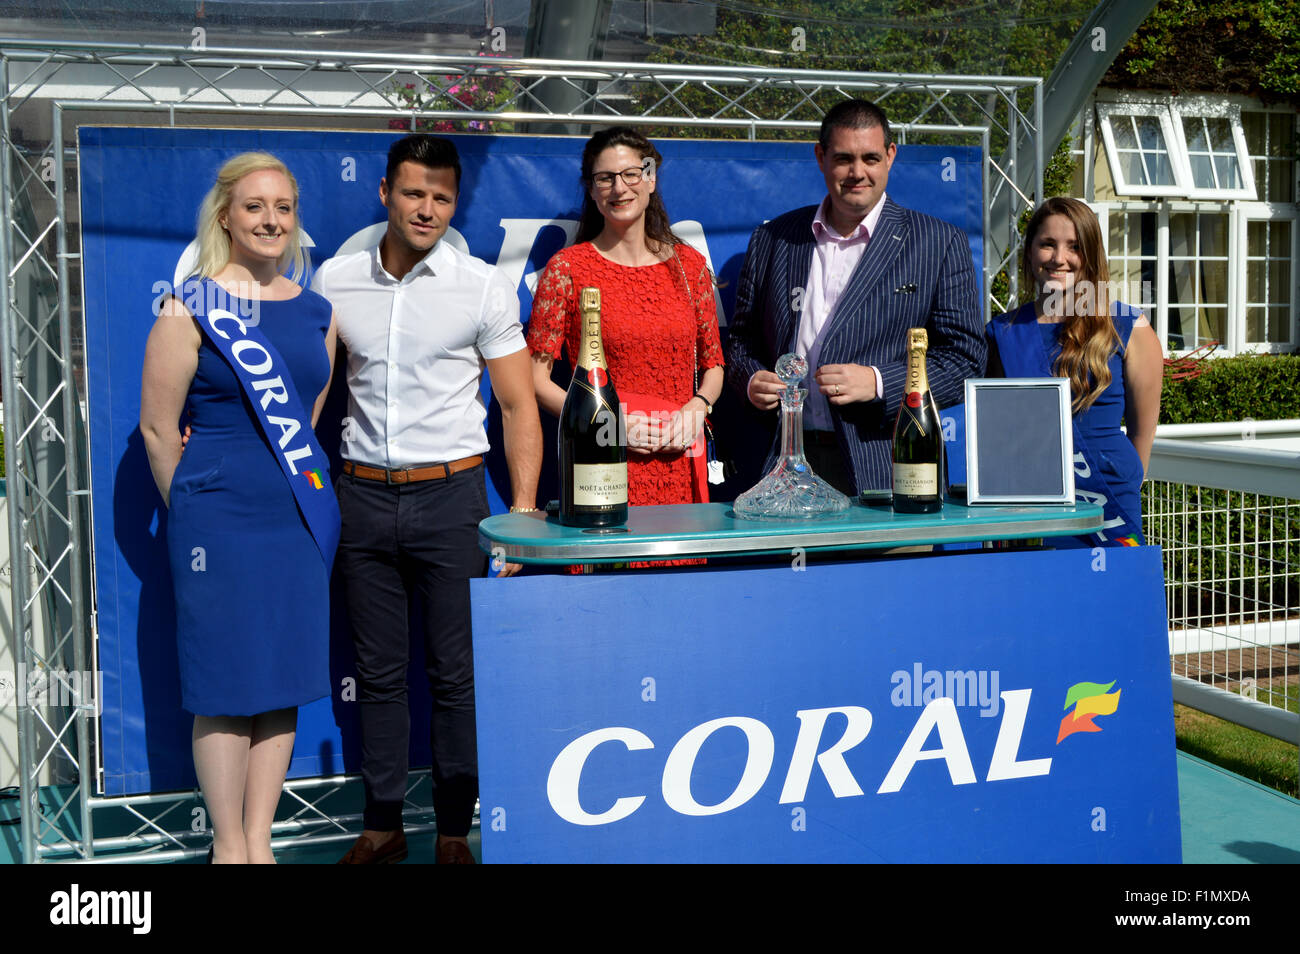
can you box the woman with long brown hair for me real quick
[986,196,1162,546]
[528,126,723,505]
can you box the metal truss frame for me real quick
[0,37,1044,863]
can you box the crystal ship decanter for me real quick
[733,353,851,519]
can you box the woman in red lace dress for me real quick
[528,127,724,505]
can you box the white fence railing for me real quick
[1144,422,1300,744]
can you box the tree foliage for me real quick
[1105,0,1300,104]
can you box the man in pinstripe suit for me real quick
[726,99,985,495]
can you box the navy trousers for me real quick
[336,464,488,836]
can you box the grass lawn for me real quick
[1174,702,1299,798]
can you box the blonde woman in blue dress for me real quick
[141,153,339,863]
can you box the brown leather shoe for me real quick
[337,830,408,864]
[436,838,476,865]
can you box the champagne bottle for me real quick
[559,287,629,527]
[892,328,943,514]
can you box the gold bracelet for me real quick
[509,506,539,513]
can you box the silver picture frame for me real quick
[965,378,1075,505]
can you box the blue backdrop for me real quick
[78,126,983,796]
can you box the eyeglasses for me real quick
[589,164,650,190]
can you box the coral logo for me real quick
[1057,679,1121,743]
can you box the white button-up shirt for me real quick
[311,240,525,468]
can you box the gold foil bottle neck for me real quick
[906,328,930,393]
[577,286,608,371]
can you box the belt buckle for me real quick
[385,467,399,486]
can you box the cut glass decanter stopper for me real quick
[733,353,851,519]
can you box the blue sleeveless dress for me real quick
[988,301,1146,546]
[166,289,334,716]
[1037,306,1144,532]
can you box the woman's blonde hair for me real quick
[193,152,308,283]
[1021,196,1121,414]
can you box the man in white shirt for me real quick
[726,99,985,494]
[313,135,541,865]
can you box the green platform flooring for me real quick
[2,751,1296,863]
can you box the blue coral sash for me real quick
[191,280,341,572]
[990,303,1144,548]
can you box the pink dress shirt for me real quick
[796,195,887,430]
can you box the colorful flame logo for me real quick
[1057,680,1121,744]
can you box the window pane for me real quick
[1169,213,1195,257]
[1213,154,1241,190]
[1183,117,1208,151]
[1270,260,1291,303]
[1149,152,1176,185]
[1206,117,1235,152]
[1247,306,1293,344]
[1199,214,1228,254]
[1268,308,1290,344]
[1112,117,1138,150]
[1270,220,1291,251]
[1267,166,1294,202]
[1243,111,1265,153]
[1268,113,1293,157]
[1136,116,1164,150]
[1246,260,1264,304]
[1201,308,1226,343]
[1168,256,1196,348]
[1247,220,1265,250]
[1109,214,1125,253]
[1252,158,1268,198]
[1105,212,1156,310]
[1121,152,1148,184]
[1245,305,1264,341]
[1189,154,1215,189]
[1201,259,1228,303]
[1167,313,1188,349]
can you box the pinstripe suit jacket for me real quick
[726,197,985,492]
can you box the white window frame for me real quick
[1234,204,1298,353]
[1099,202,1297,356]
[1096,97,1257,201]
[1171,100,1257,200]
[1096,102,1186,197]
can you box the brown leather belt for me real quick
[343,456,482,485]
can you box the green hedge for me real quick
[1161,354,1300,425]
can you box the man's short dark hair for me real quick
[819,100,893,150]
[385,134,461,191]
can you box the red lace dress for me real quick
[528,242,724,505]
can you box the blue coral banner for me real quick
[473,547,1181,863]
[79,126,982,796]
